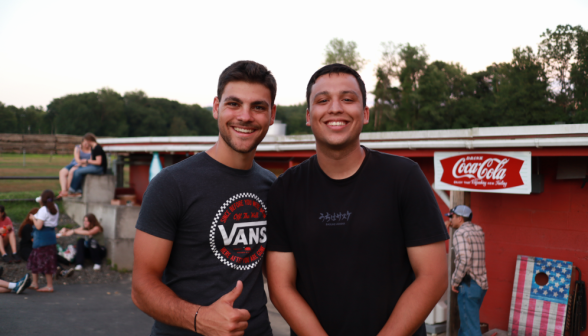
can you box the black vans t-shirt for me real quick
[136,152,275,336]
[267,147,448,336]
[91,144,107,174]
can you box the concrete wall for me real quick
[62,174,137,270]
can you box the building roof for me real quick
[99,123,588,154]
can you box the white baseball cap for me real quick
[445,205,472,218]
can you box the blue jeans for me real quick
[69,165,103,193]
[457,279,487,336]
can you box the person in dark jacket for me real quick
[17,208,38,261]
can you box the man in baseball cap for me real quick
[446,205,488,336]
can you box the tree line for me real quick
[1,24,586,137]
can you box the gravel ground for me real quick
[1,213,132,285]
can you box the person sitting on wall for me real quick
[0,205,23,264]
[17,208,39,262]
[57,138,92,199]
[59,213,106,271]
[67,133,107,197]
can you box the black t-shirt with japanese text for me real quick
[136,152,275,336]
[91,144,107,174]
[266,147,449,336]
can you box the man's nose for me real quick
[329,99,343,114]
[237,106,255,122]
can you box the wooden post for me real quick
[447,190,471,336]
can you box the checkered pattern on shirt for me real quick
[452,222,489,290]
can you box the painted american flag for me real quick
[508,255,573,336]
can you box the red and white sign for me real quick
[434,152,532,194]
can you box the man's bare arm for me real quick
[132,229,199,331]
[266,251,328,336]
[378,241,448,336]
[132,229,250,335]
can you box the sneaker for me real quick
[11,253,22,264]
[62,268,75,278]
[93,264,101,271]
[1,254,12,264]
[12,274,30,294]
[74,265,83,271]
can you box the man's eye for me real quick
[227,102,238,106]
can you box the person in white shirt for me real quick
[28,190,60,292]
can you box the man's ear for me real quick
[363,106,370,125]
[270,104,277,126]
[212,97,220,120]
[306,108,311,126]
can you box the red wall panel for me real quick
[416,156,588,333]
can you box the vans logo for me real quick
[210,193,268,271]
[218,221,267,246]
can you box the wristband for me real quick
[194,305,203,333]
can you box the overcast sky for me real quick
[1,0,587,109]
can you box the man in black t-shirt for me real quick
[266,64,449,336]
[132,61,277,336]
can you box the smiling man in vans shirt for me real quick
[132,61,277,336]
[266,64,449,336]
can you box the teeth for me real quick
[328,121,346,126]
[234,127,254,133]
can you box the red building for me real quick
[101,123,588,333]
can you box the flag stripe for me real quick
[539,300,550,336]
[546,300,559,336]
[518,257,535,336]
[509,256,523,334]
[525,298,536,336]
[554,303,566,336]
[512,256,529,335]
[533,300,544,335]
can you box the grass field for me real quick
[0,153,129,223]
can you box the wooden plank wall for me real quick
[0,133,83,154]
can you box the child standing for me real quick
[28,190,59,292]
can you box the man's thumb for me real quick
[223,280,243,305]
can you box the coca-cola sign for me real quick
[434,152,532,194]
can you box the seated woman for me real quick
[0,205,22,264]
[68,133,107,196]
[17,208,39,261]
[58,139,92,198]
[60,213,106,271]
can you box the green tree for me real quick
[324,38,366,71]
[571,26,588,122]
[275,103,311,135]
[538,25,577,115]
[493,47,559,125]
[0,102,17,133]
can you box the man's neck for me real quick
[206,139,256,170]
[316,142,365,180]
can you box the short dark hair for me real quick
[217,61,277,105]
[306,63,366,109]
[83,133,98,144]
[0,205,5,220]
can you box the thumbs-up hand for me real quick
[196,281,251,336]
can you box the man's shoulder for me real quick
[252,162,277,183]
[274,156,314,185]
[367,148,419,171]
